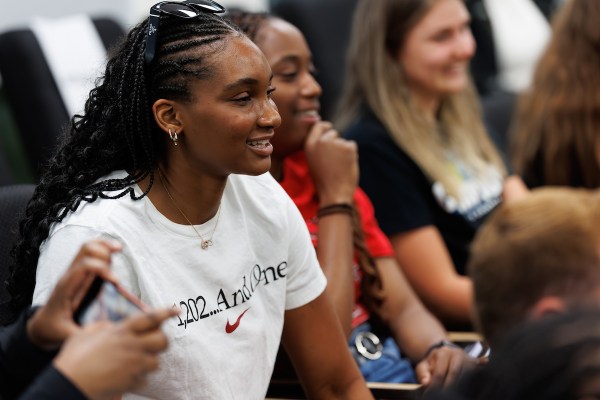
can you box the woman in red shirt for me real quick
[228,10,477,386]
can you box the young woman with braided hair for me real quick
[228,10,477,386]
[5,2,372,399]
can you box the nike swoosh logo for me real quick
[225,308,250,334]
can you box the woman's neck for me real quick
[269,156,285,182]
[145,163,226,225]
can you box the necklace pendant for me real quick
[158,169,221,252]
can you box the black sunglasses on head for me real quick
[145,0,226,65]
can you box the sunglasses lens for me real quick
[186,0,225,13]
[159,3,199,18]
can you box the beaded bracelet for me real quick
[317,203,354,218]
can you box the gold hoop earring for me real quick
[168,129,179,146]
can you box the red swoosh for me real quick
[225,308,250,334]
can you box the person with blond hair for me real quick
[336,0,510,328]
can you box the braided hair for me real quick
[6,10,242,319]
[227,9,385,313]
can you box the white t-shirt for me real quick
[33,171,327,400]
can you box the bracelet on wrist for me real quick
[317,203,354,218]
[423,339,460,359]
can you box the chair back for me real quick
[0,17,125,179]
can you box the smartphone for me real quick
[74,276,149,325]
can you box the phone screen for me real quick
[74,277,147,325]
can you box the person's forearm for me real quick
[308,376,374,400]
[371,256,454,361]
[390,228,475,325]
[18,366,87,400]
[388,300,448,362]
[424,276,473,325]
[283,293,374,400]
[316,213,355,336]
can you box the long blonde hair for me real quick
[335,0,505,197]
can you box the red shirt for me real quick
[280,151,394,328]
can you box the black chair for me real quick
[270,0,359,121]
[0,17,125,179]
[0,184,35,326]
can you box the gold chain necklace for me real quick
[157,168,221,250]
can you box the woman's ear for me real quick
[529,296,567,320]
[152,99,183,135]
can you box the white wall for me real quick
[0,0,134,32]
[0,0,270,32]
[0,0,269,88]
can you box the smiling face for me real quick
[253,18,322,161]
[169,35,281,178]
[397,0,475,111]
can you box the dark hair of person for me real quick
[226,9,385,310]
[6,11,242,320]
[511,0,600,188]
[428,309,600,400]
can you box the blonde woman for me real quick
[337,0,513,328]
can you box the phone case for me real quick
[74,277,148,325]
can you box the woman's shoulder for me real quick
[342,111,417,170]
[49,171,149,236]
[227,173,292,208]
[226,173,303,233]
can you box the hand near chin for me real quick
[304,121,358,206]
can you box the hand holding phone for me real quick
[74,277,149,325]
[27,239,123,350]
